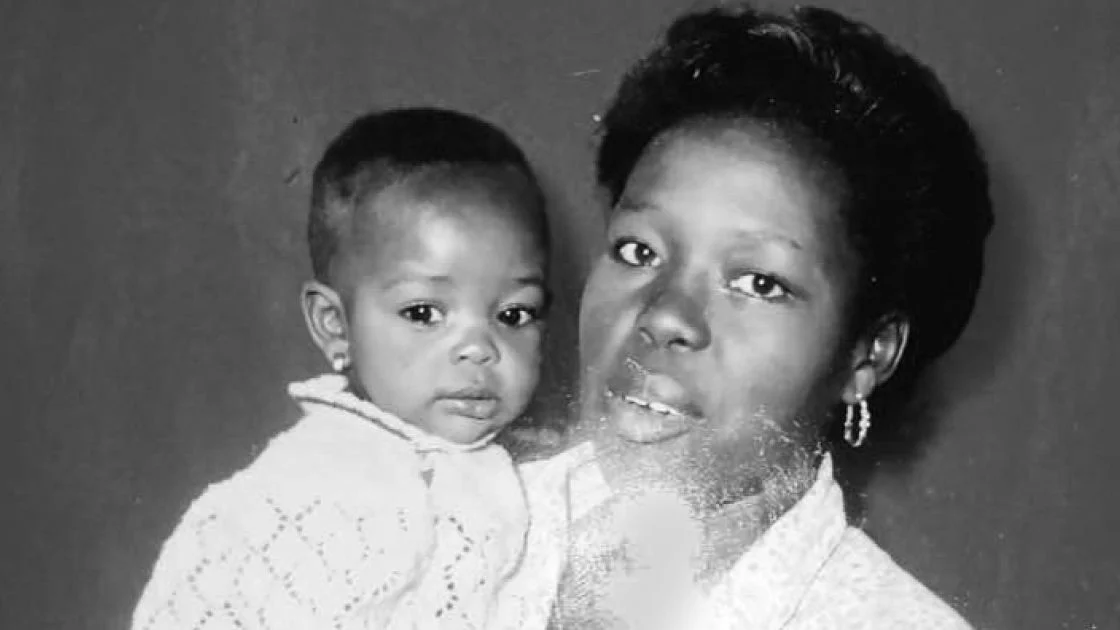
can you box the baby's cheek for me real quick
[510,325,543,362]
[503,336,542,395]
[359,334,422,376]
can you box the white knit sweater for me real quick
[131,374,528,630]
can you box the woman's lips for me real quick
[601,359,703,443]
[605,388,697,444]
[616,391,692,418]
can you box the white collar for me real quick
[559,445,848,630]
[694,454,848,629]
[288,373,498,454]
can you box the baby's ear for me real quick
[842,313,910,404]
[301,280,349,368]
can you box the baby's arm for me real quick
[131,479,430,630]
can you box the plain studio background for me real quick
[1,0,1118,628]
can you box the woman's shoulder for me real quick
[793,527,973,629]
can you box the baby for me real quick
[132,107,551,629]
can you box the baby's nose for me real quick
[452,329,499,365]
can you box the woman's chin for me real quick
[615,416,691,445]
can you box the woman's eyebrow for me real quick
[728,227,804,251]
[512,274,547,288]
[614,197,804,251]
[613,196,655,215]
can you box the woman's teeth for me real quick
[622,394,684,417]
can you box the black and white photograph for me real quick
[2,1,1118,628]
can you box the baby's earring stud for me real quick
[330,353,350,372]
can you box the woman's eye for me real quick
[400,304,444,325]
[729,272,792,301]
[612,239,661,267]
[496,306,539,328]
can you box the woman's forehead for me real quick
[618,125,849,252]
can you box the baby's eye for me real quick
[612,239,661,268]
[729,272,792,301]
[496,306,539,328]
[399,304,445,325]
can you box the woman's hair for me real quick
[597,4,993,399]
[309,107,545,285]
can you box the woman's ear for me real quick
[842,313,911,404]
[301,280,350,369]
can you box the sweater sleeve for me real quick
[131,473,433,630]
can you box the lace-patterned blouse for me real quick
[131,374,528,630]
[493,444,972,630]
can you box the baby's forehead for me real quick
[334,169,544,270]
[355,165,543,233]
[396,163,537,202]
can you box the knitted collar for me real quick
[288,373,498,454]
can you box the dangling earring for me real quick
[330,353,350,373]
[844,398,872,448]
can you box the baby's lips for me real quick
[438,395,500,420]
[438,381,498,400]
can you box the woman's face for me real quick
[579,122,861,511]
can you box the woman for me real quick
[497,4,992,630]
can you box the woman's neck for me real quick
[693,457,819,587]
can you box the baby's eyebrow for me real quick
[512,273,546,286]
[382,274,453,290]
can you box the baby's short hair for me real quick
[309,107,545,284]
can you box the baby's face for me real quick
[338,168,548,444]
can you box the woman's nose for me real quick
[637,279,711,352]
[452,325,500,365]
